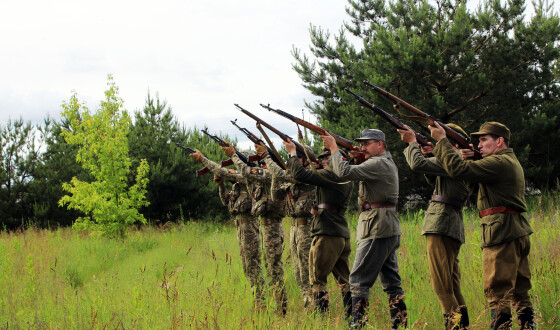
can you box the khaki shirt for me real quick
[404,142,468,243]
[434,138,533,247]
[287,156,352,238]
[330,149,401,242]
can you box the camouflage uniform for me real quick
[201,157,265,304]
[264,155,315,306]
[404,141,470,327]
[231,154,288,313]
[434,123,534,329]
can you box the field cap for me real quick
[354,128,385,142]
[446,123,469,142]
[470,122,510,140]
[317,148,332,159]
[297,145,315,159]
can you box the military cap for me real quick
[354,128,386,143]
[470,122,511,141]
[446,123,469,142]
[317,148,332,159]
[297,145,315,160]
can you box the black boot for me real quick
[313,291,329,313]
[350,297,369,328]
[342,290,352,320]
[517,307,535,329]
[389,295,408,329]
[491,309,512,329]
[459,306,470,329]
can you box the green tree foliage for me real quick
[59,76,150,237]
[0,119,41,229]
[128,93,229,223]
[293,0,560,203]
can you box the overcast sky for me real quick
[1,0,356,149]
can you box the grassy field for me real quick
[0,193,559,329]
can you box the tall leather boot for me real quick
[491,309,512,329]
[313,291,329,313]
[459,306,470,329]
[389,295,408,329]
[342,290,352,320]
[350,296,369,328]
[517,307,535,329]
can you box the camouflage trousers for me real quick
[235,215,265,305]
[289,218,312,304]
[261,217,287,311]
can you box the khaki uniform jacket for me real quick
[404,142,468,243]
[434,138,533,247]
[263,155,316,218]
[287,156,352,238]
[330,149,400,242]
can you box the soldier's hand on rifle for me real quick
[397,125,417,144]
[190,150,204,163]
[421,142,434,156]
[460,144,475,160]
[283,138,297,157]
[254,142,268,157]
[213,173,224,185]
[221,142,235,158]
[428,121,446,142]
[319,132,339,154]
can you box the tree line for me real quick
[1,0,559,231]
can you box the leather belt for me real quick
[431,195,463,208]
[234,217,256,226]
[291,217,312,226]
[479,206,521,218]
[361,202,396,212]
[317,203,345,214]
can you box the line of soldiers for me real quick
[188,120,534,330]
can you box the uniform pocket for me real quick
[481,215,504,246]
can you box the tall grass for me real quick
[0,193,558,329]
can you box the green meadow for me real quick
[1,193,559,329]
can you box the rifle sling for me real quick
[255,122,287,170]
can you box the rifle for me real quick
[174,142,210,177]
[263,104,366,163]
[344,88,431,147]
[230,119,286,170]
[363,81,482,159]
[235,103,318,163]
[201,128,259,167]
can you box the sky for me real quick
[1,0,355,149]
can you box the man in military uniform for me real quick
[220,142,288,315]
[189,150,265,307]
[398,124,470,329]
[321,129,407,329]
[254,142,316,307]
[429,121,534,329]
[284,139,353,317]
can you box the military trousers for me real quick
[235,215,264,302]
[309,235,351,293]
[350,235,404,299]
[289,218,312,302]
[425,234,466,314]
[261,217,287,310]
[483,235,532,314]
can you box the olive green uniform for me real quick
[201,157,264,304]
[434,138,533,315]
[404,142,469,316]
[264,155,315,305]
[287,156,353,301]
[231,154,287,312]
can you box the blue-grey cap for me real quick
[354,129,385,142]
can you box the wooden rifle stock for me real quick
[364,81,482,159]
[344,88,431,147]
[229,118,285,169]
[201,128,253,164]
[235,103,318,163]
[263,104,365,163]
